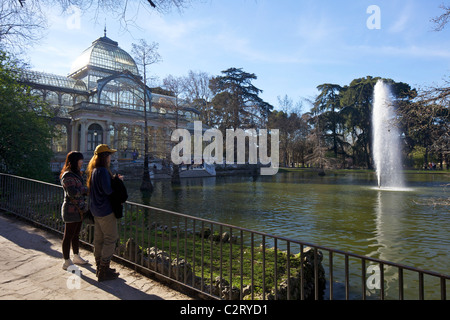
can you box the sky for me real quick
[28,0,450,111]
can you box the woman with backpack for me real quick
[86,144,122,282]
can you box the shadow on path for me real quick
[0,213,62,259]
[0,212,189,300]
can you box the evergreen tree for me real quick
[209,68,273,132]
[0,51,53,181]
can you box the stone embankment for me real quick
[117,226,326,300]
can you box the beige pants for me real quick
[93,213,118,263]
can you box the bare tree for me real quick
[132,38,162,191]
[399,80,450,169]
[0,1,47,54]
[1,0,194,52]
[183,70,214,125]
[73,0,194,30]
[431,3,450,31]
[161,74,186,183]
[40,0,193,15]
[162,74,185,129]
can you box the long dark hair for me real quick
[60,151,84,179]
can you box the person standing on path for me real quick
[86,144,121,281]
[60,151,89,270]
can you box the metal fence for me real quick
[0,173,448,300]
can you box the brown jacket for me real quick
[60,171,88,223]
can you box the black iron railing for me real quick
[0,173,448,300]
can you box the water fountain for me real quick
[372,80,405,189]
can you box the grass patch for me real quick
[117,211,311,296]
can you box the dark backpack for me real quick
[109,174,128,219]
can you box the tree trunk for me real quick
[140,64,153,192]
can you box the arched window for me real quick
[61,94,73,106]
[60,94,73,116]
[87,124,103,151]
[45,91,59,106]
[75,95,87,104]
[98,75,145,111]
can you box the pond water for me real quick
[125,170,449,291]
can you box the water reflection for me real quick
[125,171,449,279]
[370,190,409,261]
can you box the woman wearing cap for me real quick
[86,144,121,281]
[60,151,89,270]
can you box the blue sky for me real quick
[29,0,450,111]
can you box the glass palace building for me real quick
[20,33,200,170]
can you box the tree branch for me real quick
[431,4,450,31]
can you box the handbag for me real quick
[74,204,94,225]
[82,209,95,225]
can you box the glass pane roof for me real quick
[70,36,138,76]
[19,70,87,92]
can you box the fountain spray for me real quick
[372,80,405,189]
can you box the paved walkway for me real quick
[0,213,193,300]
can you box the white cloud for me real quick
[206,30,318,66]
[351,44,450,59]
[142,14,208,42]
[296,15,339,44]
[388,3,414,33]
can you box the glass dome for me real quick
[69,35,139,77]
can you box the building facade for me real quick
[20,33,200,171]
